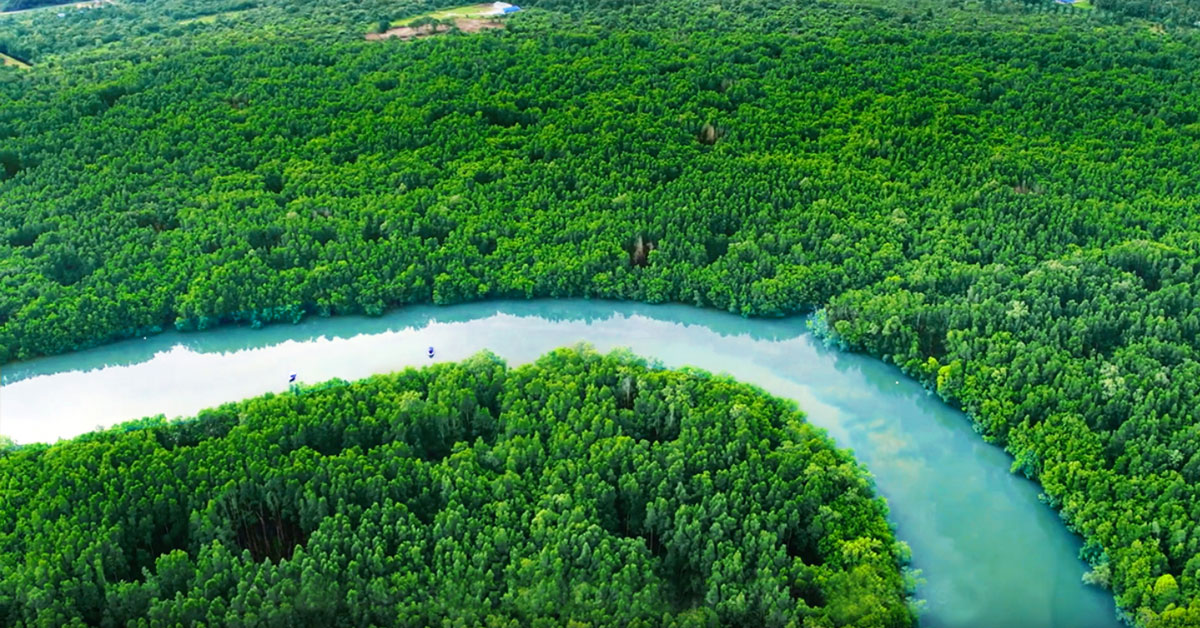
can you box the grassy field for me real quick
[0,52,31,68]
[391,3,495,26]
[177,8,253,24]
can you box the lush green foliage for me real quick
[5,0,1200,624]
[0,348,915,627]
[5,20,1200,358]
[821,244,1200,626]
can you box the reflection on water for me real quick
[1,301,801,386]
[0,299,1118,628]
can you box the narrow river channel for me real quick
[0,300,1119,628]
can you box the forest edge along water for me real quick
[0,300,1121,628]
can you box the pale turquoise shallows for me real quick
[0,300,1119,628]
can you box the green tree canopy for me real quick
[0,348,915,627]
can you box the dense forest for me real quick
[4,0,1200,624]
[0,348,916,626]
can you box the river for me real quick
[0,300,1119,628]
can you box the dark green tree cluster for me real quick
[0,348,915,627]
[1,0,65,13]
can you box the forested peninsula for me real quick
[4,0,1200,624]
[0,349,916,627]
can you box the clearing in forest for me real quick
[366,16,504,40]
[366,2,520,40]
[0,52,30,68]
[177,8,254,25]
[390,3,499,26]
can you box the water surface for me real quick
[0,300,1119,628]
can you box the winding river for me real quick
[0,300,1119,628]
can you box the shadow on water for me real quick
[0,300,807,385]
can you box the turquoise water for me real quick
[0,300,1119,628]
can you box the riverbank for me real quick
[0,299,1121,628]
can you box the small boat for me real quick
[427,346,435,358]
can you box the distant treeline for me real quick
[0,348,916,626]
[1,0,64,12]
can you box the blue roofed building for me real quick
[487,1,522,14]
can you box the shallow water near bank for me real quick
[0,300,1119,628]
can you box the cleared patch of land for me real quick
[177,8,253,25]
[366,16,504,41]
[0,52,31,68]
[390,3,496,27]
